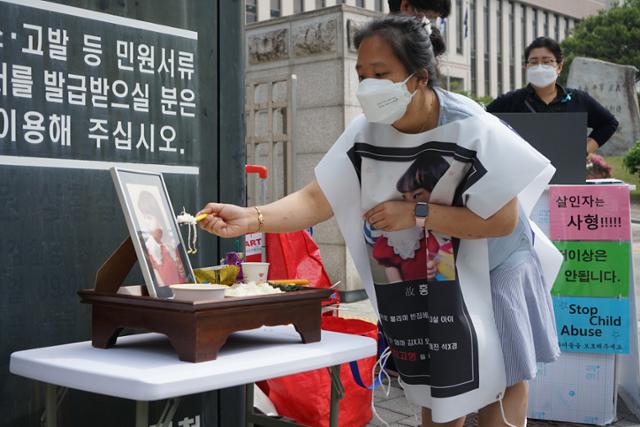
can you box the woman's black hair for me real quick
[396,152,450,193]
[388,0,452,17]
[524,36,563,64]
[353,16,446,87]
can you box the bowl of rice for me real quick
[170,284,227,302]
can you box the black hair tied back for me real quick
[353,15,447,87]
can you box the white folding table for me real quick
[10,325,377,427]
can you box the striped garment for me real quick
[490,248,560,386]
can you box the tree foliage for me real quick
[560,0,640,83]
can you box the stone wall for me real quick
[568,57,640,156]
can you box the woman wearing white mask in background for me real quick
[487,37,619,157]
[198,17,562,427]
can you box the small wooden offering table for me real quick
[78,237,333,362]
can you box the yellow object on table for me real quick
[194,265,239,285]
[268,279,310,286]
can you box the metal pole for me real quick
[136,401,149,427]
[45,384,57,427]
[328,365,343,427]
[246,383,255,427]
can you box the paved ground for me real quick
[363,376,640,427]
[334,203,640,427]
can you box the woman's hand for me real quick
[197,203,256,238]
[364,201,415,232]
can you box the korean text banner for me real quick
[552,241,630,298]
[553,296,629,354]
[549,185,630,241]
[0,0,199,166]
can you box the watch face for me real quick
[415,202,428,217]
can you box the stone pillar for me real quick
[524,5,534,46]
[257,0,271,21]
[568,57,640,156]
[488,0,498,98]
[475,0,485,97]
[513,4,524,88]
[282,0,295,16]
[500,0,509,94]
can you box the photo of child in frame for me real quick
[111,167,195,299]
[133,188,189,287]
[365,151,457,284]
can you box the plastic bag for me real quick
[265,317,378,427]
[266,231,339,307]
[266,231,331,286]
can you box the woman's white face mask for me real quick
[526,64,558,88]
[356,74,416,124]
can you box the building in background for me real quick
[245,0,608,98]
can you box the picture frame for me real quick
[111,167,195,298]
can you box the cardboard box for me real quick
[528,352,616,425]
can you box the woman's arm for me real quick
[198,180,333,238]
[364,198,519,239]
[584,92,619,148]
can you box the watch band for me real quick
[415,202,428,228]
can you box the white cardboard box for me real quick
[528,352,617,425]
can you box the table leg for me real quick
[136,401,149,427]
[45,384,57,427]
[328,365,344,427]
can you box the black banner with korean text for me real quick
[0,0,199,165]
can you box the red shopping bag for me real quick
[266,317,378,427]
[266,231,339,307]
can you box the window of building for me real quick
[456,0,464,55]
[336,0,345,3]
[316,0,325,9]
[271,0,281,17]
[555,15,560,40]
[294,0,304,13]
[521,5,526,52]
[246,0,257,23]
[471,0,477,95]
[565,17,571,38]
[532,8,538,38]
[356,0,365,6]
[509,1,515,90]
[484,0,490,96]
[544,11,549,36]
[375,0,384,11]
[497,0,502,94]
[518,4,528,86]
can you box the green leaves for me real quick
[560,0,640,84]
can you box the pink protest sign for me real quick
[549,185,631,241]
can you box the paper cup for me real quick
[241,262,270,283]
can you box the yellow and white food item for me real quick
[225,281,283,297]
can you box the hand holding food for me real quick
[197,203,258,238]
